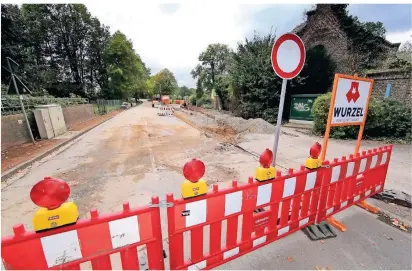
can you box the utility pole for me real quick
[6,57,35,144]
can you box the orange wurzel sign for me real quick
[321,74,374,160]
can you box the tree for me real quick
[152,68,178,95]
[175,85,193,99]
[1,4,150,100]
[104,31,147,99]
[290,45,336,94]
[229,32,282,122]
[191,43,231,103]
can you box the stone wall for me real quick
[1,113,34,150]
[1,104,95,150]
[366,69,412,104]
[62,104,94,128]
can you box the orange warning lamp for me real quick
[30,177,79,232]
[305,142,323,170]
[181,159,208,199]
[255,148,276,182]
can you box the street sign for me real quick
[321,74,374,160]
[270,33,306,165]
[331,77,372,125]
[271,33,305,80]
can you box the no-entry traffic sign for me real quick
[271,33,305,80]
[270,33,306,166]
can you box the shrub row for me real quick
[312,93,411,141]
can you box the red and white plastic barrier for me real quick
[316,145,392,223]
[158,106,175,116]
[1,198,165,270]
[1,146,392,270]
[166,166,324,270]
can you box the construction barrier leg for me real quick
[326,216,347,232]
[356,200,380,214]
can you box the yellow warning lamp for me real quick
[305,142,323,170]
[255,149,276,182]
[30,177,79,232]
[181,159,208,199]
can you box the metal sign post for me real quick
[270,33,306,165]
[6,57,35,144]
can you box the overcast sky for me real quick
[86,3,412,88]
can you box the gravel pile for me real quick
[205,109,275,135]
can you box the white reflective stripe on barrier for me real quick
[109,215,140,248]
[223,247,239,259]
[299,217,309,227]
[340,201,348,208]
[346,162,354,177]
[359,159,367,173]
[282,177,296,198]
[257,183,272,206]
[185,200,207,227]
[278,226,289,236]
[253,236,266,247]
[370,155,377,168]
[40,230,82,267]
[189,260,206,270]
[225,191,242,216]
[331,166,340,183]
[305,172,317,191]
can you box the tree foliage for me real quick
[1,4,151,100]
[290,45,336,94]
[229,32,283,122]
[104,31,148,99]
[191,43,231,107]
[151,68,178,96]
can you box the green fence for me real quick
[93,99,123,115]
[289,94,320,121]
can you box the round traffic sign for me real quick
[271,33,305,79]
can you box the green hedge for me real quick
[1,95,88,115]
[196,95,212,107]
[312,93,412,141]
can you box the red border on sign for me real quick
[271,33,305,80]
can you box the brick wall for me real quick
[366,69,412,105]
[1,104,95,150]
[1,113,34,150]
[62,104,94,128]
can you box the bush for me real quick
[312,93,412,141]
[196,95,212,107]
[189,95,197,105]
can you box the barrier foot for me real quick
[326,216,347,232]
[356,200,380,214]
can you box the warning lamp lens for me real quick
[310,142,322,159]
[30,177,70,209]
[259,149,273,168]
[183,159,205,183]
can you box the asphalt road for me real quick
[1,102,411,270]
[218,205,412,270]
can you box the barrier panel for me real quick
[316,145,392,223]
[166,166,325,270]
[1,197,165,270]
[1,145,393,270]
